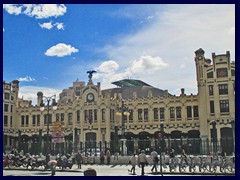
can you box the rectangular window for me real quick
[160,108,165,120]
[26,115,29,126]
[217,68,228,78]
[32,115,36,126]
[37,115,40,126]
[4,116,8,126]
[209,85,214,96]
[176,106,181,119]
[76,91,80,96]
[84,110,88,122]
[144,108,148,120]
[68,113,73,124]
[153,108,158,120]
[94,109,97,121]
[129,109,133,121]
[110,109,113,122]
[138,109,143,121]
[44,114,52,125]
[21,115,24,127]
[102,109,106,122]
[61,113,64,121]
[11,105,13,112]
[44,114,47,125]
[193,106,199,118]
[210,101,215,114]
[89,110,93,123]
[10,116,12,127]
[4,104,8,112]
[207,71,213,78]
[220,100,229,113]
[4,93,10,100]
[170,107,175,120]
[187,106,192,119]
[56,113,59,121]
[49,114,52,125]
[219,84,228,95]
[77,110,80,122]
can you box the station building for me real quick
[3,48,235,155]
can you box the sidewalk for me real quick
[4,163,235,176]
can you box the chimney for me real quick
[37,91,43,106]
[181,88,185,96]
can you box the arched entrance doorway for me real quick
[220,127,234,155]
[125,132,135,155]
[137,131,151,154]
[170,130,183,154]
[186,130,200,155]
[85,132,97,150]
[20,135,29,153]
[30,134,39,155]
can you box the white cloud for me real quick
[39,21,64,30]
[55,22,64,30]
[3,4,67,19]
[3,4,22,15]
[96,60,119,73]
[147,15,154,19]
[93,55,168,88]
[17,76,36,82]
[39,21,53,30]
[45,43,79,57]
[96,4,235,94]
[127,55,168,74]
[19,86,62,105]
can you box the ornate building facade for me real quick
[3,48,235,155]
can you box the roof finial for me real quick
[86,70,97,85]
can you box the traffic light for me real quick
[158,133,161,139]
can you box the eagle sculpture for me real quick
[87,70,97,79]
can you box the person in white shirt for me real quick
[138,150,148,176]
[128,153,137,175]
[150,149,159,172]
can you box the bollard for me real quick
[84,168,97,176]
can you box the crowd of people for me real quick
[6,146,230,176]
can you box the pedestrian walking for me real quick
[71,150,76,164]
[169,149,175,158]
[138,150,148,176]
[181,148,188,165]
[75,151,82,169]
[106,149,111,165]
[150,149,159,172]
[100,149,105,165]
[169,149,175,165]
[128,153,137,175]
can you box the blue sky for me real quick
[3,4,235,105]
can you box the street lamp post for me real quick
[40,95,57,169]
[231,120,235,155]
[159,123,164,176]
[210,120,217,158]
[114,124,118,154]
[116,100,130,156]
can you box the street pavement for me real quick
[3,164,235,176]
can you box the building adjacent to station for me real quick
[3,48,235,155]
